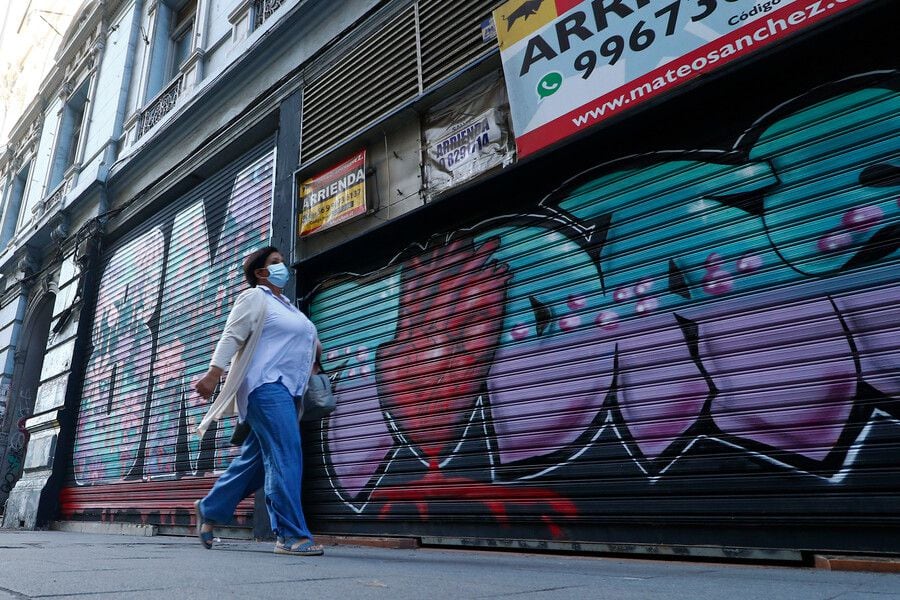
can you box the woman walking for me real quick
[193,246,324,556]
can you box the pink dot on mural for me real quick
[327,350,337,360]
[634,297,659,314]
[613,287,633,302]
[348,368,358,378]
[841,205,883,232]
[559,315,581,331]
[817,231,852,253]
[736,253,763,273]
[703,270,733,295]
[595,311,619,330]
[705,252,723,268]
[634,278,654,296]
[510,324,529,341]
[567,294,586,310]
[361,365,371,375]
[356,346,370,362]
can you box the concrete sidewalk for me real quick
[1,530,899,599]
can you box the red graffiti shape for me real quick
[376,237,509,460]
[372,238,578,536]
[369,471,578,539]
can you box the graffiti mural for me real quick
[308,72,899,540]
[1,407,31,496]
[68,150,274,506]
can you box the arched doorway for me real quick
[0,294,54,514]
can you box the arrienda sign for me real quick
[298,151,367,237]
[494,0,867,157]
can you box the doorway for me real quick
[0,295,55,514]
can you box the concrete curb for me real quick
[51,520,157,537]
[814,555,900,573]
[315,534,419,549]
[419,536,803,562]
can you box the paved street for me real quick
[0,531,898,599]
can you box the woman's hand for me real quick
[194,367,224,400]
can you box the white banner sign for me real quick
[423,77,514,196]
[494,0,867,157]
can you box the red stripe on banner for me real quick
[303,152,366,187]
[555,0,583,15]
[516,0,868,157]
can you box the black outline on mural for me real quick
[309,71,899,512]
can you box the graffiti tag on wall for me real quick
[71,151,274,486]
[1,407,31,496]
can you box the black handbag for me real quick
[229,368,335,446]
[229,420,251,446]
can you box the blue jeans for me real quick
[200,381,313,541]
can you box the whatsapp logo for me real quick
[537,72,563,99]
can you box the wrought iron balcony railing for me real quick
[137,75,183,138]
[253,0,284,29]
[34,176,71,218]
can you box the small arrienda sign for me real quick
[298,150,367,237]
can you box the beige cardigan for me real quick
[196,287,268,437]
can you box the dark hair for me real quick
[243,246,280,287]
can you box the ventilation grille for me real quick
[418,0,502,90]
[301,6,419,161]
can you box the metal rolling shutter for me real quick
[300,6,419,162]
[299,0,503,164]
[418,0,502,90]
[303,74,900,551]
[60,141,276,529]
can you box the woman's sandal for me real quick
[274,537,325,556]
[194,500,214,549]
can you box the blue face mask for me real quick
[263,262,290,288]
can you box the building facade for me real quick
[0,0,897,558]
[0,1,79,150]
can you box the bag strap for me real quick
[313,338,326,375]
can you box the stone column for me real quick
[2,241,85,529]
[0,254,32,515]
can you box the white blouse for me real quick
[237,287,317,419]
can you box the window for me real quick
[66,101,86,168]
[1,161,32,248]
[145,0,197,101]
[168,1,196,81]
[48,80,90,192]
